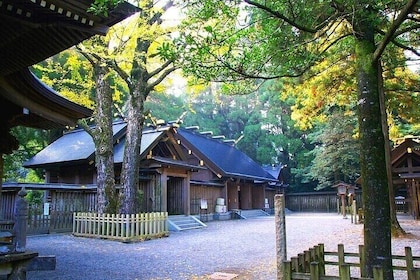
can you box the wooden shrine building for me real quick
[391,136,420,219]
[23,121,279,216]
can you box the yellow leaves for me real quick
[153,83,166,93]
[60,89,95,109]
[282,53,357,130]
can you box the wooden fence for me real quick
[284,243,420,280]
[73,212,168,242]
[285,191,362,213]
[1,189,97,234]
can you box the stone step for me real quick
[168,215,207,231]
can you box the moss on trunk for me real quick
[355,34,393,279]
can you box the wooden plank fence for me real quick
[285,191,362,213]
[73,212,168,242]
[284,243,420,280]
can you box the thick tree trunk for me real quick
[93,65,117,214]
[377,63,405,237]
[355,32,393,279]
[119,88,146,214]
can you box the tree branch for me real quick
[243,0,322,33]
[373,0,419,63]
[147,59,173,78]
[109,59,133,91]
[146,65,178,91]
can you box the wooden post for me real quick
[406,246,414,280]
[359,245,366,277]
[291,257,299,272]
[337,198,340,214]
[283,261,292,280]
[351,200,357,224]
[339,264,351,280]
[373,266,384,280]
[161,173,168,213]
[338,244,345,267]
[317,244,325,276]
[275,194,287,280]
[341,194,347,218]
[298,253,304,272]
[310,262,319,280]
[13,188,28,253]
[304,250,311,272]
[409,268,420,280]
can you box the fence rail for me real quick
[73,212,168,242]
[284,243,420,280]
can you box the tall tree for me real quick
[180,1,420,277]
[34,45,121,214]
[110,0,180,214]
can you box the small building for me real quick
[23,120,279,218]
[391,136,420,219]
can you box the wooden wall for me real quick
[138,174,161,213]
[190,184,224,215]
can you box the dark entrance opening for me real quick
[167,177,184,215]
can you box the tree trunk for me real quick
[377,63,405,237]
[354,28,393,279]
[93,65,117,214]
[119,88,146,214]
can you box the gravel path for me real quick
[26,213,420,280]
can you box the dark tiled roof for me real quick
[176,128,277,182]
[24,121,127,167]
[1,69,93,129]
[0,0,139,76]
[25,122,277,183]
[0,1,138,129]
[113,129,165,164]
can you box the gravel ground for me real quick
[26,213,420,280]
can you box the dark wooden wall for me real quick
[190,184,224,215]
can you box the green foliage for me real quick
[3,127,51,183]
[88,0,123,16]
[25,190,44,206]
[32,50,95,110]
[306,109,360,190]
[145,92,188,123]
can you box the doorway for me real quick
[167,177,184,215]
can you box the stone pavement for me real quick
[26,213,420,280]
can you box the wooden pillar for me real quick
[160,173,167,213]
[275,194,287,280]
[183,173,191,215]
[224,180,229,210]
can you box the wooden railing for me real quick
[73,212,169,242]
[283,243,420,280]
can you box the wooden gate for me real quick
[168,177,184,215]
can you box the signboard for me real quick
[337,185,347,195]
[43,203,50,216]
[200,199,208,210]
